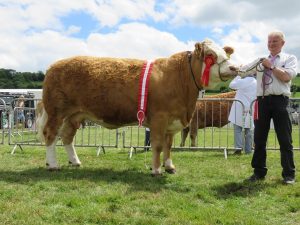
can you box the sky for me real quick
[0,0,300,72]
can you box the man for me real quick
[238,31,298,184]
[228,74,257,155]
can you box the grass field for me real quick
[0,142,299,225]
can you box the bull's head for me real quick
[194,39,238,90]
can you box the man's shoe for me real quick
[245,174,265,182]
[283,177,295,185]
[233,150,242,155]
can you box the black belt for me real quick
[257,95,288,99]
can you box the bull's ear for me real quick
[194,42,203,58]
[223,46,234,58]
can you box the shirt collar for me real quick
[268,52,282,59]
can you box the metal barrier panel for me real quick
[122,126,150,150]
[289,98,300,150]
[249,98,300,150]
[122,98,246,152]
[175,98,244,150]
[0,98,9,144]
[8,98,118,153]
[122,98,300,152]
[6,97,300,152]
[72,123,119,149]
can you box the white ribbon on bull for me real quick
[137,60,154,127]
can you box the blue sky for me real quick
[0,0,299,72]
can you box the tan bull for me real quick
[37,39,237,176]
[180,91,236,147]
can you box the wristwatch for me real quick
[270,65,276,70]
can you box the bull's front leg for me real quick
[149,115,168,176]
[151,143,163,176]
[163,133,176,174]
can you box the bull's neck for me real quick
[187,51,203,91]
[180,52,204,125]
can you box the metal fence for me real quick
[1,97,300,154]
[0,98,9,144]
[4,98,119,154]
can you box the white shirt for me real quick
[239,52,298,97]
[228,76,257,128]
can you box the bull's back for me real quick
[43,56,144,125]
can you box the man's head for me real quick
[268,30,285,55]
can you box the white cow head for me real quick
[194,39,237,90]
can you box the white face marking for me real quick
[204,39,228,64]
[201,39,235,90]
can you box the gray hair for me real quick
[268,30,285,41]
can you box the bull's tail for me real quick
[36,101,47,142]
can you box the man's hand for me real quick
[261,58,272,69]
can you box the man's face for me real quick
[268,35,285,54]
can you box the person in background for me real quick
[144,128,151,151]
[16,95,25,125]
[237,30,298,184]
[228,74,257,155]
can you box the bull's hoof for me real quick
[47,166,61,171]
[46,163,61,171]
[151,173,163,177]
[165,168,176,174]
[68,161,81,167]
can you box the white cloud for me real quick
[0,0,299,72]
[86,23,189,59]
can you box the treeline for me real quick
[0,68,299,92]
[0,68,45,89]
[211,73,300,93]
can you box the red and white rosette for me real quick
[201,55,215,86]
[137,60,154,127]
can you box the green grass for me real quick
[292,92,300,98]
[0,143,299,225]
[292,76,300,87]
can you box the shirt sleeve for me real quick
[283,54,298,79]
[229,76,252,90]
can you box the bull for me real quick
[37,39,237,176]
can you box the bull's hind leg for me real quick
[60,116,81,166]
[163,133,176,174]
[44,117,63,170]
[190,123,198,147]
[180,127,189,147]
[46,136,59,170]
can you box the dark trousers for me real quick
[253,95,295,179]
[144,129,151,151]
